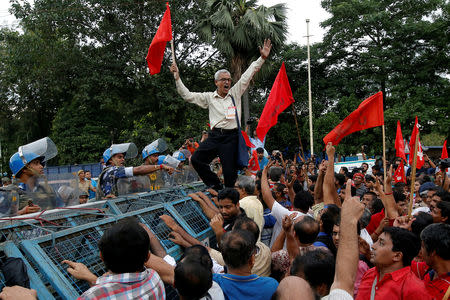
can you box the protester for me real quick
[63,218,165,299]
[170,39,272,191]
[212,230,278,300]
[84,170,97,200]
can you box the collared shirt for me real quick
[239,195,264,234]
[175,57,265,130]
[212,273,278,300]
[355,266,431,300]
[269,201,305,249]
[78,268,165,300]
[412,261,450,300]
[209,241,271,277]
[99,166,133,197]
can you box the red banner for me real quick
[323,92,384,146]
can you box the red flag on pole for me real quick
[409,116,424,169]
[256,62,294,141]
[442,140,448,159]
[241,130,255,148]
[393,160,406,183]
[146,3,172,75]
[395,121,407,161]
[323,92,384,146]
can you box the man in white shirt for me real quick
[170,39,272,190]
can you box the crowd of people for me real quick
[1,37,449,299]
[1,137,449,299]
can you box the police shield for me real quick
[116,175,152,195]
[110,143,138,159]
[19,137,58,163]
[143,138,168,156]
[0,189,19,217]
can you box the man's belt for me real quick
[212,127,238,134]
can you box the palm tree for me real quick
[197,0,288,123]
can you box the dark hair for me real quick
[269,167,283,182]
[341,184,356,197]
[363,191,377,201]
[420,223,450,260]
[274,183,286,194]
[372,165,381,171]
[175,257,212,299]
[175,245,213,299]
[218,188,240,205]
[371,198,384,214]
[321,205,340,235]
[435,190,450,203]
[411,212,433,237]
[256,147,264,154]
[340,167,348,173]
[233,216,260,244]
[294,216,319,244]
[182,245,213,270]
[437,201,450,224]
[382,227,420,266]
[293,190,314,213]
[309,174,318,183]
[220,230,255,269]
[335,174,345,186]
[98,218,149,273]
[290,249,335,290]
[393,191,406,203]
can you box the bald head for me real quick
[272,276,314,300]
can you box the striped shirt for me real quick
[78,268,165,300]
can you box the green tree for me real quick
[197,0,288,122]
[319,0,450,155]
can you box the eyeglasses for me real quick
[218,78,232,82]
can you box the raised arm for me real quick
[170,62,209,108]
[381,165,399,219]
[314,160,326,204]
[189,193,217,220]
[261,160,276,210]
[330,180,365,296]
[323,143,340,206]
[132,164,174,176]
[231,39,271,97]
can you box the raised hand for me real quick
[169,62,180,80]
[259,39,272,59]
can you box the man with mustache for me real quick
[170,39,272,191]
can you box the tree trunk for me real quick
[231,54,250,125]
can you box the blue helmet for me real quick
[173,151,186,162]
[9,151,44,177]
[103,143,138,164]
[142,146,159,160]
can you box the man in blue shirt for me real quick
[256,148,268,170]
[213,230,278,300]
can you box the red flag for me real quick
[442,140,448,159]
[248,150,260,175]
[241,131,255,148]
[256,62,294,141]
[393,160,406,183]
[395,121,406,161]
[146,3,172,75]
[408,116,424,169]
[323,92,384,146]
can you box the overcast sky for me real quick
[0,0,330,45]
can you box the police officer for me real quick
[97,143,174,199]
[8,139,59,215]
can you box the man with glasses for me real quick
[170,39,272,191]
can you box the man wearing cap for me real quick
[98,144,174,199]
[170,39,272,191]
[76,170,96,196]
[353,173,367,198]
